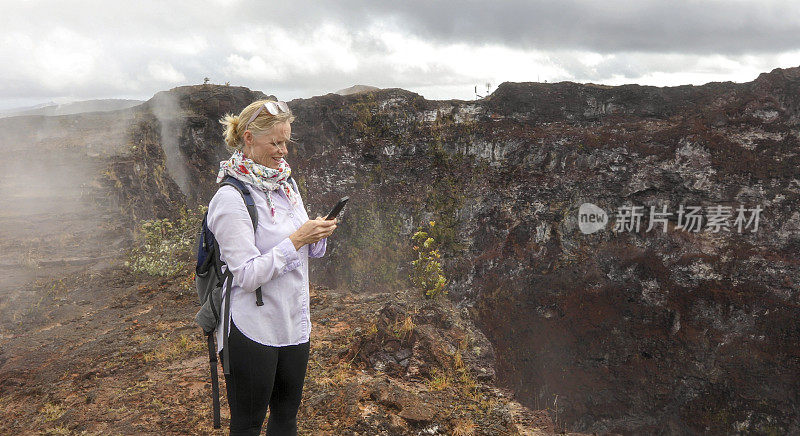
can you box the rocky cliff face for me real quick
[276,68,797,434]
[466,70,800,434]
[3,67,798,434]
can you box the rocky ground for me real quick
[0,261,579,435]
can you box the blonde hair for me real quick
[219,99,296,150]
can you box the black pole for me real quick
[206,331,221,429]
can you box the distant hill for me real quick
[0,98,143,118]
[334,84,381,95]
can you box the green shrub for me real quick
[125,205,207,277]
[410,221,448,299]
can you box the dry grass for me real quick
[123,379,154,396]
[452,417,477,436]
[42,426,71,435]
[21,246,40,268]
[142,333,203,362]
[393,314,415,340]
[310,355,355,391]
[427,367,452,391]
[40,402,66,422]
[478,396,498,416]
[149,398,169,414]
[453,349,464,370]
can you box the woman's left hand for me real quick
[289,216,336,250]
[313,216,337,240]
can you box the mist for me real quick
[151,92,191,196]
[0,109,138,319]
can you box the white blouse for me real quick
[206,179,326,351]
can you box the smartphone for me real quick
[326,197,349,220]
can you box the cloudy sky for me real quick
[2,0,799,109]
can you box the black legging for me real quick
[219,319,310,436]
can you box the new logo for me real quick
[578,203,608,234]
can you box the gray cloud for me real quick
[435,1,798,54]
[1,0,799,108]
[235,0,800,55]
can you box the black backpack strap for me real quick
[220,176,258,230]
[222,270,234,375]
[206,330,221,428]
[219,176,264,306]
[254,288,263,306]
[197,210,216,275]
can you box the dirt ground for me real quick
[0,261,567,435]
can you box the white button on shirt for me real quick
[206,179,326,352]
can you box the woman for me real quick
[208,99,337,435]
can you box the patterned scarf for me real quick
[216,149,300,224]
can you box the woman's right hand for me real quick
[289,217,337,250]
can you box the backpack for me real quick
[194,174,295,428]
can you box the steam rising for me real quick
[151,92,190,196]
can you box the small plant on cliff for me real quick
[125,205,207,277]
[410,221,448,299]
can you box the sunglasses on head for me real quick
[244,100,290,129]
